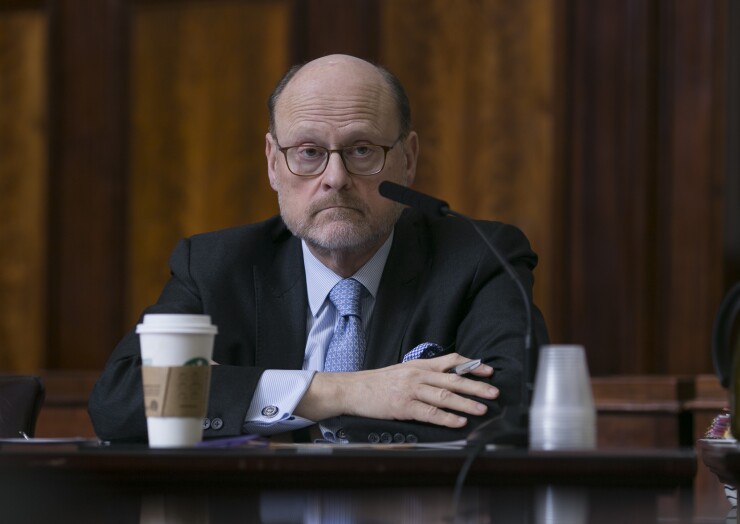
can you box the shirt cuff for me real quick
[243,369,316,436]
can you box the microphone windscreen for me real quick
[378,181,449,217]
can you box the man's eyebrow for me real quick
[285,135,383,147]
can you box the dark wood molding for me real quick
[563,0,659,374]
[47,0,130,369]
[726,0,740,287]
[654,0,727,374]
[291,0,380,63]
[562,0,728,375]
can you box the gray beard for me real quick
[278,195,403,255]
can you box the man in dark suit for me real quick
[89,54,548,444]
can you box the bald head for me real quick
[267,54,411,139]
[292,54,382,85]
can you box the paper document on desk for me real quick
[0,437,104,444]
[0,437,107,449]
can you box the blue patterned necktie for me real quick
[324,278,366,372]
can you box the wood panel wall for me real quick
[562,0,729,374]
[47,0,130,370]
[0,8,47,371]
[128,0,289,326]
[380,0,560,344]
[0,0,736,379]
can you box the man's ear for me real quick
[265,133,279,191]
[402,131,419,187]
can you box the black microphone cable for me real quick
[379,181,536,521]
[448,211,533,522]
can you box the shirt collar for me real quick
[303,231,394,316]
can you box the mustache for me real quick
[307,195,368,215]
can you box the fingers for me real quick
[407,400,468,428]
[396,356,499,428]
[416,373,498,421]
[418,368,498,401]
[468,364,494,377]
[407,352,494,377]
[414,382,489,422]
[402,385,492,428]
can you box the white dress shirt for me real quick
[242,232,393,435]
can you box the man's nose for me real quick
[321,151,352,189]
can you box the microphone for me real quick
[378,181,450,217]
[379,180,536,446]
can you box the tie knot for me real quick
[329,278,364,317]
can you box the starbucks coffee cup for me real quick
[136,314,217,447]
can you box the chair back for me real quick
[0,375,45,438]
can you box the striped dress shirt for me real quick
[242,232,393,436]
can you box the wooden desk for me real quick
[0,444,696,522]
[699,438,740,486]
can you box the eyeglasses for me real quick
[275,136,403,177]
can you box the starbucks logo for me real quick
[184,357,209,366]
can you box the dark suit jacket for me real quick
[88,209,548,443]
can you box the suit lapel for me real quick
[365,212,427,368]
[254,224,308,370]
[251,212,428,371]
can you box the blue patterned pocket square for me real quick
[402,342,446,362]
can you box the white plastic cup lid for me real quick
[136,314,218,335]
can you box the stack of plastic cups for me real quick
[529,344,596,450]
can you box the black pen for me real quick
[446,359,482,375]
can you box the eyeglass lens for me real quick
[285,145,386,176]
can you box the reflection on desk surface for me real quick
[0,444,719,523]
[4,483,697,524]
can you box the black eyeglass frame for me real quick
[274,135,404,177]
